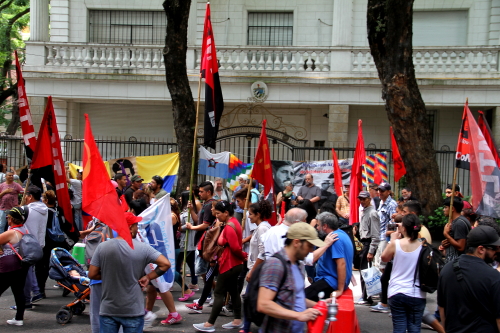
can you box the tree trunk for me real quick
[6,89,20,135]
[163,0,198,196]
[367,0,442,215]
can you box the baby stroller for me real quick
[49,247,91,324]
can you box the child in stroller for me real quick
[49,247,91,324]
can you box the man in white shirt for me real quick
[213,178,230,201]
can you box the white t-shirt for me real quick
[69,179,82,206]
[242,211,257,253]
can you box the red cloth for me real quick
[328,289,361,333]
[348,120,365,225]
[478,110,500,168]
[390,126,407,182]
[217,217,246,274]
[82,114,133,248]
[332,148,343,196]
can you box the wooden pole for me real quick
[447,167,458,226]
[241,176,252,230]
[20,170,31,205]
[182,73,203,297]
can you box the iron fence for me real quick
[0,135,469,196]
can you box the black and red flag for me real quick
[31,96,75,230]
[456,102,471,170]
[14,51,37,161]
[478,110,500,168]
[201,2,224,149]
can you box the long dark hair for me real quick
[214,200,234,216]
[402,214,421,241]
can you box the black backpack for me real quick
[414,239,446,293]
[243,252,287,327]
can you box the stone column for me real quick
[330,0,353,71]
[30,0,50,42]
[328,105,349,146]
[66,101,80,138]
[28,97,47,135]
[491,107,500,144]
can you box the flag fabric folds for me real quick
[456,103,471,170]
[201,3,224,149]
[332,148,344,196]
[198,146,230,178]
[461,105,500,218]
[136,153,179,193]
[138,195,176,292]
[14,51,37,161]
[82,114,133,248]
[30,96,74,229]
[390,127,407,182]
[362,152,389,186]
[251,120,277,225]
[349,120,366,225]
[478,111,500,168]
[227,154,253,191]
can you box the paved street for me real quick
[0,271,437,332]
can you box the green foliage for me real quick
[426,206,448,229]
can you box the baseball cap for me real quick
[467,225,500,247]
[286,222,325,247]
[130,175,143,182]
[378,182,392,192]
[125,212,142,225]
[357,191,370,199]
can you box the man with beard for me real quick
[305,212,353,301]
[438,225,500,333]
[297,174,321,210]
[272,161,294,195]
[149,175,167,201]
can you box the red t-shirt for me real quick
[0,182,24,211]
[217,217,246,274]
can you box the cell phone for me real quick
[387,223,398,231]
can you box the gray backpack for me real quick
[9,228,44,266]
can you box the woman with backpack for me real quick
[0,207,30,326]
[193,200,247,332]
[381,214,426,333]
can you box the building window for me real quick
[314,140,325,148]
[89,10,167,45]
[247,12,293,46]
[426,109,437,142]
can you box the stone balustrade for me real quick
[28,42,500,76]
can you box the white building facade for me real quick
[22,0,500,191]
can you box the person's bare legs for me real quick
[159,290,176,313]
[146,286,156,311]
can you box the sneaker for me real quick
[31,293,45,303]
[10,304,32,310]
[161,313,182,325]
[7,318,23,326]
[220,306,233,317]
[189,284,200,291]
[186,302,203,314]
[370,302,390,313]
[178,290,195,302]
[222,321,244,329]
[143,311,157,328]
[355,298,373,306]
[208,297,214,307]
[53,284,62,288]
[421,323,435,330]
[193,323,215,332]
[388,312,392,317]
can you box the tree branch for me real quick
[8,6,29,25]
[0,83,16,107]
[0,0,14,13]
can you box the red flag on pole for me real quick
[14,51,37,161]
[390,127,407,182]
[82,114,133,248]
[478,110,500,168]
[251,120,277,225]
[31,96,74,230]
[456,102,471,170]
[349,120,365,225]
[462,105,500,218]
[201,2,224,149]
[332,148,343,197]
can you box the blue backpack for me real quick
[47,208,66,243]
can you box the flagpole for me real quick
[183,73,203,297]
[20,170,32,205]
[447,167,458,226]
[242,176,252,230]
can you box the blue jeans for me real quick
[388,293,426,333]
[0,209,7,233]
[99,315,144,333]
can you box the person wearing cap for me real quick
[375,182,398,271]
[356,190,381,306]
[336,184,350,225]
[438,225,500,333]
[0,207,30,326]
[88,212,171,332]
[123,174,144,206]
[258,222,326,333]
[305,212,353,301]
[297,174,322,210]
[232,174,248,223]
[439,197,471,262]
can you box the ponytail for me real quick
[402,214,421,241]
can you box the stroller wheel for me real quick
[56,308,72,324]
[72,302,86,315]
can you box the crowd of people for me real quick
[0,167,500,333]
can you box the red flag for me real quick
[390,127,407,182]
[14,51,37,161]
[462,105,500,218]
[478,111,500,168]
[332,148,343,197]
[349,120,365,225]
[201,3,224,149]
[251,120,277,225]
[83,114,133,248]
[456,102,471,170]
[31,96,74,230]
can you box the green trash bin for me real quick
[72,243,86,265]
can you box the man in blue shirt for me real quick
[305,212,354,301]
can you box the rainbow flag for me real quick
[227,154,253,191]
[362,152,388,186]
